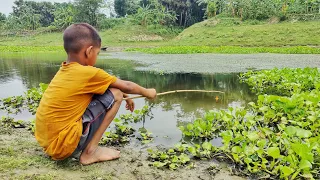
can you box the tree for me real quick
[197,0,219,18]
[0,12,6,30]
[73,0,104,26]
[35,2,55,27]
[12,0,55,27]
[133,0,176,27]
[159,0,205,27]
[20,5,41,30]
[114,0,140,17]
[4,15,23,32]
[53,3,75,30]
[0,13,6,23]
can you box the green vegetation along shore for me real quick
[1,19,319,54]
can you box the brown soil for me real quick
[0,128,246,180]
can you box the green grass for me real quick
[126,45,320,54]
[0,24,169,49]
[0,19,319,53]
[0,129,115,179]
[175,18,320,47]
[0,46,64,53]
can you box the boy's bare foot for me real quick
[80,147,120,165]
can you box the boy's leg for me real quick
[80,88,123,165]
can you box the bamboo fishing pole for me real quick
[123,90,225,100]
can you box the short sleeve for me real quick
[83,69,117,94]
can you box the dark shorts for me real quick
[72,89,115,156]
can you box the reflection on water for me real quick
[0,53,256,147]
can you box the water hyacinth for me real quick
[174,68,320,179]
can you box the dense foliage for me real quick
[240,68,320,96]
[0,0,319,35]
[166,68,320,179]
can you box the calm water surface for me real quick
[0,53,256,147]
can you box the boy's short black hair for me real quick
[63,23,101,53]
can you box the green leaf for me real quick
[232,153,240,162]
[257,139,267,148]
[296,128,312,138]
[244,157,252,164]
[169,163,177,170]
[171,155,179,163]
[153,161,166,168]
[284,126,297,136]
[280,166,294,177]
[301,173,313,179]
[187,124,193,130]
[168,149,175,154]
[259,106,269,112]
[244,146,255,156]
[134,109,140,114]
[188,146,196,155]
[231,146,242,154]
[179,153,190,164]
[267,147,281,159]
[160,153,169,160]
[220,130,233,143]
[247,131,259,141]
[299,159,312,170]
[202,142,212,151]
[114,118,121,123]
[291,143,314,162]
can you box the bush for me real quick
[97,18,126,30]
[146,25,183,36]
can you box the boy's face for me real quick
[86,45,101,66]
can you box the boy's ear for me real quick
[85,46,94,58]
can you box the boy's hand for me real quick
[125,99,135,112]
[145,88,157,100]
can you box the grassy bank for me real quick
[0,128,243,180]
[0,20,319,54]
[175,19,320,47]
[0,24,168,49]
[0,46,64,53]
[126,46,320,54]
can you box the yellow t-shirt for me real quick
[35,62,117,160]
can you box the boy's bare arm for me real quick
[110,79,156,99]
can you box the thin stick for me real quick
[123,90,225,100]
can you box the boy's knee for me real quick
[109,88,123,102]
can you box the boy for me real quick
[35,23,156,165]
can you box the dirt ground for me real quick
[0,128,246,180]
